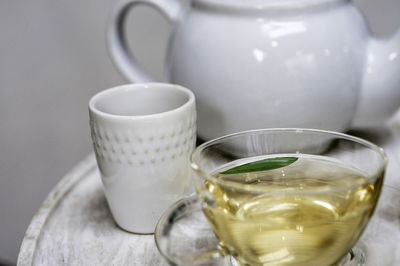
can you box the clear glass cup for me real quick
[354,185,400,265]
[155,129,389,266]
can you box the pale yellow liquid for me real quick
[202,155,383,266]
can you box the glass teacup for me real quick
[155,129,388,266]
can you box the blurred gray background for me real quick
[0,0,399,264]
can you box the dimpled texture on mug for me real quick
[90,116,196,165]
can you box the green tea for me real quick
[202,154,383,266]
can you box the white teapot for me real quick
[107,0,400,140]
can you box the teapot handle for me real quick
[107,0,183,83]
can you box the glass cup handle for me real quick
[155,196,231,266]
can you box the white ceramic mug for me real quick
[89,83,196,233]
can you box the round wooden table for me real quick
[17,154,168,266]
[17,113,400,265]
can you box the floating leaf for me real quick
[219,157,298,175]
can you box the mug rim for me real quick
[89,82,195,120]
[190,128,388,194]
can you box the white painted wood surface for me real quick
[17,154,168,266]
[17,112,400,265]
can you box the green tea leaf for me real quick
[219,157,298,175]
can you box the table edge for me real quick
[17,153,97,266]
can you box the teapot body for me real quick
[168,0,369,139]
